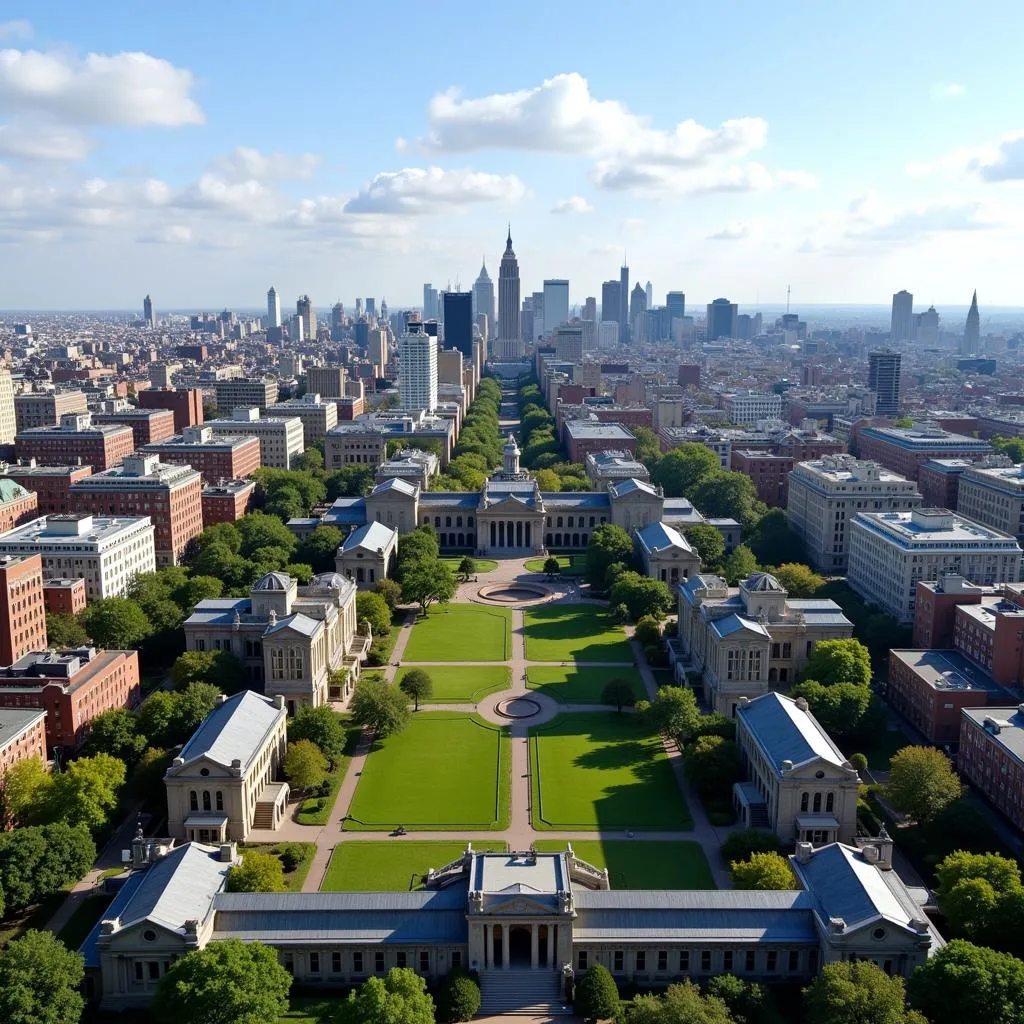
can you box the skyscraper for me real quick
[442,291,474,359]
[583,296,597,324]
[601,280,620,326]
[629,283,648,344]
[330,302,345,342]
[868,350,902,416]
[399,321,438,413]
[143,295,155,329]
[423,284,439,320]
[706,298,738,341]
[497,227,522,359]
[267,287,281,329]
[963,291,981,354]
[890,290,914,343]
[619,263,630,344]
[666,291,686,324]
[296,295,316,340]
[542,279,569,334]
[366,298,376,320]
[472,259,495,340]
[645,281,653,309]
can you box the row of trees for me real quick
[516,383,591,490]
[430,377,505,491]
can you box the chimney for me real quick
[874,825,894,870]
[795,841,814,864]
[795,697,810,712]
[274,694,286,710]
[216,693,228,705]
[219,842,237,863]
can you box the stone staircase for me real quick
[251,800,276,830]
[478,968,569,1016]
[748,802,771,829]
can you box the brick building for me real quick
[0,553,47,666]
[138,389,204,433]
[15,413,135,471]
[959,706,1024,833]
[0,480,38,532]
[917,459,974,509]
[13,390,87,431]
[140,426,261,483]
[855,426,992,482]
[201,479,256,527]
[92,408,176,448]
[730,450,793,507]
[0,462,93,515]
[43,577,87,617]
[0,708,47,779]
[563,420,638,463]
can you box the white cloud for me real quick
[707,221,750,240]
[0,20,31,41]
[172,174,276,218]
[210,147,318,182]
[344,166,526,214]
[551,195,592,214]
[0,47,203,125]
[908,130,1024,182]
[138,224,193,244]
[931,82,965,100]
[0,123,91,161]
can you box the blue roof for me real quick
[322,498,367,526]
[610,478,658,498]
[176,691,283,772]
[542,493,610,508]
[420,492,478,508]
[710,612,770,639]
[635,521,693,555]
[737,691,848,773]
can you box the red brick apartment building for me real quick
[0,463,93,515]
[959,706,1024,833]
[856,426,992,482]
[201,479,256,527]
[138,388,204,434]
[0,554,48,666]
[140,426,261,483]
[730,451,793,508]
[42,578,87,617]
[92,408,176,447]
[15,414,135,472]
[0,708,48,779]
[917,459,974,509]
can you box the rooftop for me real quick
[342,521,398,553]
[0,707,46,749]
[854,509,1022,547]
[737,691,851,775]
[174,691,284,773]
[889,649,1005,693]
[564,420,637,441]
[962,706,1024,766]
[859,425,992,451]
[0,513,153,547]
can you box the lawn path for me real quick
[507,607,534,848]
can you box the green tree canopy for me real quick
[226,850,286,893]
[79,596,152,649]
[0,755,52,828]
[401,558,457,616]
[399,669,433,711]
[171,649,246,693]
[683,734,743,799]
[602,678,637,712]
[350,676,410,738]
[608,570,674,620]
[720,829,784,864]
[627,980,734,1024]
[82,708,147,766]
[236,512,298,559]
[771,562,825,597]
[288,704,347,765]
[337,967,436,1024]
[0,929,84,1024]
[692,470,765,529]
[296,525,344,573]
[683,523,725,570]
[638,686,702,742]
[748,508,807,565]
[153,938,292,1024]
[45,612,88,648]
[722,544,760,585]
[652,443,721,497]
[885,746,962,824]
[790,680,872,743]
[437,971,481,1023]
[374,578,402,610]
[805,960,923,1024]
[398,527,442,577]
[283,739,329,793]
[730,851,796,890]
[803,638,872,688]
[574,963,620,1022]
[47,753,126,832]
[585,523,634,587]
[356,591,393,637]
[0,823,95,909]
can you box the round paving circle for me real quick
[495,696,543,720]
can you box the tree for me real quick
[397,526,440,579]
[264,485,305,521]
[803,638,872,688]
[585,523,634,588]
[293,446,324,472]
[296,525,344,573]
[721,829,783,865]
[935,851,1022,943]
[402,558,457,616]
[227,850,286,893]
[456,556,476,581]
[885,745,962,824]
[375,578,402,611]
[748,508,807,565]
[79,596,152,649]
[137,690,181,748]
[338,967,436,1024]
[47,753,127,831]
[684,734,742,798]
[692,470,764,529]
[0,929,84,1024]
[0,823,94,909]
[543,556,561,579]
[153,938,291,1024]
[805,960,922,1024]
[354,593,391,640]
[1,756,53,827]
[683,523,726,570]
[602,678,636,713]
[639,686,702,742]
[283,739,329,794]
[730,851,796,890]
[771,562,825,597]
[350,676,410,738]
[173,681,223,739]
[634,615,662,646]
[437,971,482,1023]
[790,680,872,742]
[632,426,662,469]
[574,963,619,1022]
[534,468,561,491]
[83,708,147,766]
[399,669,433,711]
[171,649,246,694]
[627,980,734,1024]
[288,704,347,765]
[652,443,721,497]
[173,574,224,609]
[45,613,88,648]
[608,570,673,620]
[907,939,1024,1024]
[707,975,782,1024]
[236,511,298,559]
[721,544,759,585]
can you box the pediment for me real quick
[481,497,539,515]
[166,754,234,779]
[484,894,556,916]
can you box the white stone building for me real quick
[265,393,338,448]
[848,508,1023,623]
[956,460,1024,542]
[633,521,701,587]
[336,521,399,588]
[720,391,782,426]
[787,455,923,572]
[205,407,304,469]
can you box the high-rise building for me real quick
[645,281,653,309]
[0,366,15,445]
[619,263,630,344]
[355,298,363,319]
[368,328,388,375]
[667,291,686,326]
[143,295,155,329]
[542,279,569,335]
[890,290,913,343]
[520,297,534,349]
[583,296,597,324]
[914,306,940,345]
[472,259,495,342]
[553,325,584,363]
[296,295,316,340]
[354,317,369,350]
[0,553,47,665]
[366,298,376,319]
[531,291,545,343]
[601,280,620,327]
[267,287,281,329]
[629,283,648,344]
[290,315,305,343]
[706,298,738,341]
[497,227,523,359]
[963,291,981,354]
[868,350,902,416]
[442,291,474,359]
[423,284,439,320]
[399,321,438,412]
[331,302,345,342]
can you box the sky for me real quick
[3,1,1024,311]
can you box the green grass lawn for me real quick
[525,554,586,576]
[56,893,114,951]
[241,842,317,891]
[398,665,511,703]
[527,666,646,705]
[347,713,510,830]
[402,604,512,662]
[440,556,499,573]
[295,725,362,826]
[533,840,715,889]
[530,713,691,831]
[321,840,508,891]
[278,998,337,1023]
[523,605,634,663]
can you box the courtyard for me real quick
[397,665,511,703]
[320,841,508,891]
[401,604,512,662]
[523,604,634,662]
[526,665,646,704]
[533,840,715,889]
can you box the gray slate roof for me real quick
[342,520,398,553]
[635,521,693,556]
[737,691,848,773]
[176,690,282,772]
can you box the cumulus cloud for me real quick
[551,195,592,214]
[908,130,1024,182]
[931,82,965,100]
[343,166,526,214]
[0,123,91,161]
[707,221,750,240]
[0,20,31,41]
[0,47,203,125]
[210,146,318,182]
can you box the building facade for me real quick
[0,707,47,780]
[0,479,39,532]
[205,408,303,470]
[720,391,782,426]
[855,426,992,483]
[959,706,1024,833]
[336,521,399,589]
[14,390,88,431]
[15,413,135,471]
[399,323,438,413]
[0,462,94,515]
[141,427,262,482]
[0,553,47,665]
[201,479,256,527]
[265,394,338,448]
[91,409,176,448]
[212,379,279,413]
[138,389,204,434]
[956,461,1024,542]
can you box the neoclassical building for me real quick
[83,841,942,1013]
[183,571,367,713]
[675,572,855,716]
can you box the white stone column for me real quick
[531,923,539,968]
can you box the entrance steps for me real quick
[251,801,276,829]
[478,967,570,1016]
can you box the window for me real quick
[657,951,667,972]
[789,950,800,972]
[148,961,160,980]
[813,792,822,813]
[309,953,321,974]
[332,952,342,974]
[679,951,690,972]
[826,792,834,813]
[134,962,144,982]
[800,792,809,812]
[202,791,211,811]
[215,791,223,811]
[635,951,646,972]
[189,790,198,811]
[613,951,623,972]
[419,951,429,973]
[353,952,364,973]
[396,952,407,969]
[375,952,385,973]
[451,951,462,970]
[701,951,711,972]
[745,950,755,972]
[767,951,778,972]
[578,951,588,971]
[723,951,733,971]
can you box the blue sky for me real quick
[3,1,1024,310]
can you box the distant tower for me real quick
[629,283,648,344]
[890,290,913,343]
[868,350,902,416]
[330,302,345,342]
[442,290,474,359]
[380,297,388,321]
[963,290,981,354]
[645,280,653,309]
[399,321,438,413]
[497,226,522,358]
[267,287,281,329]
[472,258,495,343]
[143,294,155,329]
[619,262,630,344]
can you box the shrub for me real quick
[634,615,662,646]
[437,972,482,1023]
[850,752,869,773]
[720,829,784,864]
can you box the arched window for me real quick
[202,791,211,811]
[216,791,224,811]
[189,790,198,811]
[800,792,809,813]
[825,792,834,813]
[812,793,822,813]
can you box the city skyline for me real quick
[4,3,1024,307]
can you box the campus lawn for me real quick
[321,840,509,892]
[527,666,646,705]
[533,840,715,890]
[523,605,634,663]
[402,604,512,662]
[530,713,691,831]
[346,713,510,830]
[525,554,586,576]
[279,998,337,1023]
[440,556,499,573]
[398,665,511,703]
